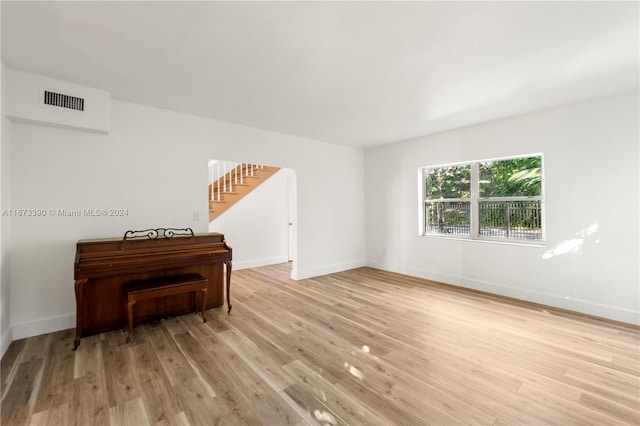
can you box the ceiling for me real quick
[1,1,638,149]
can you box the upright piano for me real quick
[73,228,232,349]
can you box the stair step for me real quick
[209,165,281,222]
[212,183,249,190]
[212,191,239,196]
[209,196,240,206]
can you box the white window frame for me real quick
[418,153,545,244]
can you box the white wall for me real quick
[365,91,639,325]
[5,68,366,342]
[209,167,294,270]
[1,63,13,355]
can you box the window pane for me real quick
[424,164,471,199]
[479,200,542,240]
[479,156,541,198]
[425,201,471,236]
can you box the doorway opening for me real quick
[207,160,296,273]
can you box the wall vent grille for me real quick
[43,90,84,111]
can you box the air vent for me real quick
[43,90,84,111]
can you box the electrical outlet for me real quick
[193,211,200,221]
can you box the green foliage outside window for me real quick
[424,165,470,199]
[480,157,541,197]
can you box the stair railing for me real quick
[209,161,266,202]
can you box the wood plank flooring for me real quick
[2,263,639,425]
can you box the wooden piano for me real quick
[73,228,232,349]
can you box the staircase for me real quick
[209,162,281,222]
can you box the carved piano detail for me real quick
[74,228,232,349]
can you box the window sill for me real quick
[419,233,546,247]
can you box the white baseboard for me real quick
[366,260,640,326]
[233,256,289,271]
[9,260,635,344]
[11,313,75,341]
[292,260,366,280]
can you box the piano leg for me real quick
[225,261,232,313]
[74,278,88,350]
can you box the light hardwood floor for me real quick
[2,263,639,425]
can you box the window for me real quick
[421,154,543,242]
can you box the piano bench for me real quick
[124,273,208,342]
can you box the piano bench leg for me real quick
[200,289,207,323]
[126,300,135,342]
